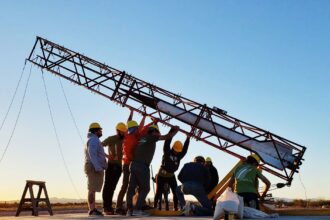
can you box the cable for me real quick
[0,61,27,132]
[58,78,84,144]
[299,173,309,207]
[0,63,31,165]
[41,72,82,200]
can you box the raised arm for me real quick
[159,126,179,141]
[139,121,154,136]
[127,108,134,123]
[140,116,158,133]
[179,135,190,158]
[163,128,176,154]
[138,115,146,132]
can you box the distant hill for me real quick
[48,197,87,203]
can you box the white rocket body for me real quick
[157,101,294,170]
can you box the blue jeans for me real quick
[176,181,213,216]
[126,161,150,211]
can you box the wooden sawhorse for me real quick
[16,180,53,216]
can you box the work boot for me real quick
[88,208,104,216]
[103,207,115,215]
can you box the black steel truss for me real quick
[27,36,306,185]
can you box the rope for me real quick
[58,78,84,144]
[0,61,27,132]
[41,72,82,200]
[299,173,309,207]
[0,63,31,165]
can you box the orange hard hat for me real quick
[172,141,183,152]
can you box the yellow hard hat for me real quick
[116,122,127,132]
[205,157,212,162]
[149,124,159,131]
[89,122,102,130]
[250,154,261,164]
[172,141,183,152]
[127,120,138,129]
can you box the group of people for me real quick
[84,110,271,217]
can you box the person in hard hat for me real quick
[115,109,155,215]
[126,125,179,216]
[204,157,219,194]
[176,156,212,216]
[84,122,107,216]
[101,122,127,215]
[228,154,271,210]
[204,157,219,209]
[154,128,191,211]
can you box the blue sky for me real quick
[0,1,329,201]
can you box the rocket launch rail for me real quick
[27,36,306,185]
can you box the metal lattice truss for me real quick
[27,36,306,185]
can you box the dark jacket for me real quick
[133,133,159,165]
[206,163,219,193]
[160,133,189,173]
[178,162,210,189]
